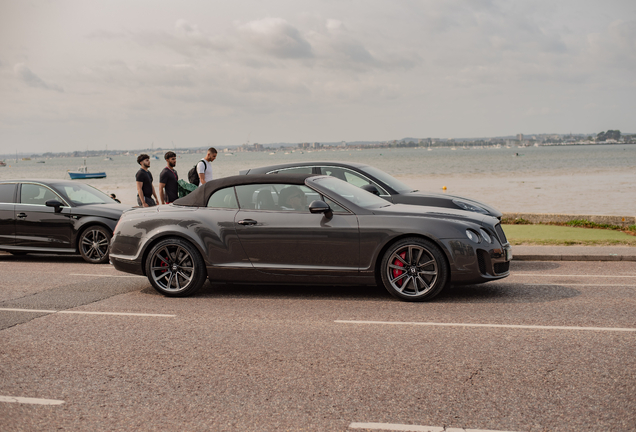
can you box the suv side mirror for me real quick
[360,184,380,196]
[308,200,333,219]
[45,200,64,213]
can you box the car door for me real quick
[0,183,17,247]
[233,183,360,276]
[14,183,74,251]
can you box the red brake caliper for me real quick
[392,251,407,287]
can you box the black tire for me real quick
[79,225,112,264]
[10,252,28,256]
[379,237,449,302]
[144,237,207,297]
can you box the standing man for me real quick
[135,154,158,207]
[197,147,217,186]
[159,151,179,204]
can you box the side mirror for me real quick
[308,200,333,219]
[360,184,380,196]
[46,200,64,213]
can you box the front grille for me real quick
[495,224,508,244]
[494,262,510,274]
[477,250,487,275]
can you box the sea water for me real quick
[1,144,634,215]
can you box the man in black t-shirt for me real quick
[135,153,158,207]
[159,151,179,204]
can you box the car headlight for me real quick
[465,229,480,243]
[479,228,492,243]
[453,199,489,215]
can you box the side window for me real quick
[20,184,60,206]
[270,167,313,174]
[207,187,238,209]
[0,184,16,203]
[235,184,278,210]
[235,184,315,212]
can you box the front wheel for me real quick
[79,225,112,264]
[144,238,207,297]
[380,237,449,302]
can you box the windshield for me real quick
[360,166,414,194]
[55,183,116,206]
[312,176,390,209]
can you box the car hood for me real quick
[372,203,498,225]
[394,191,502,218]
[72,203,132,219]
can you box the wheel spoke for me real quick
[167,272,175,289]
[418,259,436,269]
[155,249,171,266]
[175,273,181,290]
[392,253,408,267]
[388,263,406,271]
[416,276,430,292]
[390,272,408,285]
[411,247,422,266]
[418,270,437,276]
[177,270,192,282]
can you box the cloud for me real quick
[13,64,63,92]
[237,18,313,59]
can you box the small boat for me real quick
[68,160,106,179]
[0,160,6,167]
[36,160,45,163]
[104,157,113,161]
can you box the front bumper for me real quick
[441,238,512,285]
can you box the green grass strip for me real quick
[502,224,636,246]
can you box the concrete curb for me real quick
[514,255,636,262]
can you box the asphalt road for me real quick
[1,253,635,431]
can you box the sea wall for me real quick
[502,213,636,227]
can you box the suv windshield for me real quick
[360,166,414,194]
[312,177,390,209]
[55,183,116,206]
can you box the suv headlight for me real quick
[453,199,489,215]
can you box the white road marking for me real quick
[69,273,146,278]
[524,283,635,287]
[349,422,518,432]
[0,395,64,405]
[58,311,175,317]
[336,320,636,332]
[0,308,57,313]
[512,274,636,278]
[0,308,174,318]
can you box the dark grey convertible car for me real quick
[110,174,511,301]
[240,161,502,218]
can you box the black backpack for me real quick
[188,159,206,185]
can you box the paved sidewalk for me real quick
[512,245,636,261]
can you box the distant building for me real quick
[517,133,524,142]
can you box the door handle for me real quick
[17,213,27,219]
[238,219,258,226]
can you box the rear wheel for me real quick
[79,225,111,264]
[144,238,207,297]
[380,237,448,302]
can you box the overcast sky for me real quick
[1,0,635,153]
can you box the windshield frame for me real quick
[358,165,415,194]
[308,176,392,211]
[52,182,117,206]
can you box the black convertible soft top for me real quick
[173,173,316,207]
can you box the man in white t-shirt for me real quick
[197,147,217,186]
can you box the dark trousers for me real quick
[137,196,156,207]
